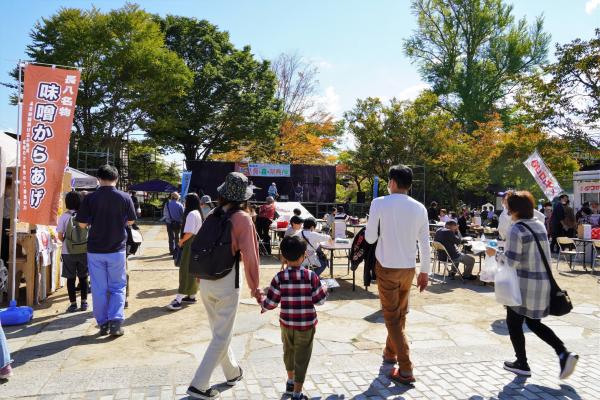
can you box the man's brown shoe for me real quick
[390,368,416,385]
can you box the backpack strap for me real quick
[234,252,240,289]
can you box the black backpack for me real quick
[189,208,240,288]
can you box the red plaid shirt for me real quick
[261,266,327,330]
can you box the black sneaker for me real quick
[226,367,243,386]
[285,380,294,395]
[66,303,78,313]
[559,352,579,379]
[99,323,110,336]
[503,360,531,376]
[167,299,182,310]
[181,296,197,304]
[124,300,129,309]
[449,271,456,280]
[109,321,125,337]
[464,275,478,281]
[291,393,308,400]
[186,386,219,399]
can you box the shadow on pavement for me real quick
[136,288,178,299]
[326,279,378,301]
[126,305,172,327]
[357,364,413,399]
[495,375,582,400]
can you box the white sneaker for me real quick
[167,299,182,310]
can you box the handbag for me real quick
[166,202,182,230]
[516,222,573,316]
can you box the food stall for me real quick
[573,169,600,212]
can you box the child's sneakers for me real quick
[285,379,294,394]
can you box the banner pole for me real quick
[10,60,24,302]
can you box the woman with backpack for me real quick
[186,172,262,400]
[57,191,89,313]
[167,193,203,311]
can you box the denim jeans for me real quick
[88,251,127,326]
[0,320,11,368]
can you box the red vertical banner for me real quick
[19,64,81,226]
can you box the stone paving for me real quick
[1,223,599,400]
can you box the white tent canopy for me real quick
[66,167,98,189]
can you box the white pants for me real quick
[190,270,241,390]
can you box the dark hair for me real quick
[543,202,552,207]
[507,191,535,219]
[97,164,119,181]
[445,220,458,227]
[482,206,488,210]
[388,164,413,190]
[183,193,201,222]
[440,209,447,214]
[280,236,307,262]
[303,217,317,230]
[430,201,438,207]
[290,215,304,226]
[559,194,569,200]
[65,191,82,211]
[216,196,248,214]
[331,207,337,212]
[293,208,301,216]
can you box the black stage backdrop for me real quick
[187,161,336,203]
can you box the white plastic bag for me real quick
[494,263,522,306]
[479,256,497,283]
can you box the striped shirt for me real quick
[261,266,328,330]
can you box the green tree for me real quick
[128,140,180,185]
[5,5,192,162]
[404,0,550,132]
[144,16,281,167]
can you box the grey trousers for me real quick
[452,254,475,276]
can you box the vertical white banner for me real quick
[523,150,564,200]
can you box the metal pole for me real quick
[10,60,23,302]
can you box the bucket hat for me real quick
[217,172,253,202]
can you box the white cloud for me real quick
[585,0,600,14]
[397,83,430,101]
[312,86,342,117]
[305,57,333,70]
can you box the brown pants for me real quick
[376,261,415,373]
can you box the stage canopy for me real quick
[129,179,177,193]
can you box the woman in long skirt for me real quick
[167,193,203,311]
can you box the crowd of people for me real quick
[0,164,587,397]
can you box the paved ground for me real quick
[1,223,599,400]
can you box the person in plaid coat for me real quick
[487,191,578,380]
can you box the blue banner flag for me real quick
[181,171,192,199]
[373,176,379,199]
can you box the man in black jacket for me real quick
[433,221,477,280]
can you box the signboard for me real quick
[19,64,81,226]
[523,150,564,201]
[235,162,290,177]
[578,182,600,194]
[180,171,192,199]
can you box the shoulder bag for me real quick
[516,222,573,316]
[301,231,328,271]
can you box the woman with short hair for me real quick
[487,191,578,379]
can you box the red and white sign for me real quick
[578,182,600,194]
[523,150,564,201]
[19,64,80,226]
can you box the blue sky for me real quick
[0,0,598,148]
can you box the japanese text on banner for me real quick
[19,65,80,226]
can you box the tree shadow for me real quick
[496,375,582,399]
[325,279,379,301]
[9,329,117,367]
[136,288,178,299]
[4,311,92,338]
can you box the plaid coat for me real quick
[499,218,551,319]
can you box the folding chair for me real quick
[431,241,464,283]
[556,237,584,271]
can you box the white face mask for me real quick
[387,186,392,195]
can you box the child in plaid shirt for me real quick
[261,235,328,400]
